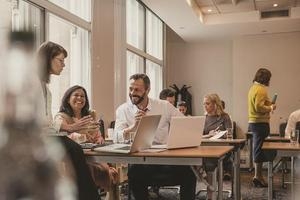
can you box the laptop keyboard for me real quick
[81,142,112,149]
[116,145,131,151]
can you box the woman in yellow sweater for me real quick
[248,68,276,187]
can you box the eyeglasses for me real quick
[55,58,65,64]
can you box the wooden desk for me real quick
[85,146,233,200]
[263,142,300,200]
[202,139,246,200]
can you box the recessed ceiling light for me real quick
[208,9,212,12]
[273,3,278,7]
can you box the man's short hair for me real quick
[159,89,175,100]
[129,73,151,89]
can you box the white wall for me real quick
[167,32,300,137]
[233,32,300,136]
[167,39,233,118]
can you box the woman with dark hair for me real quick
[55,85,119,199]
[37,41,100,200]
[248,68,276,187]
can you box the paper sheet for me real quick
[209,130,227,140]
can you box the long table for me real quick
[262,142,300,200]
[202,139,246,200]
[85,146,233,200]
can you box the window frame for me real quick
[125,0,166,98]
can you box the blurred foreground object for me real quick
[0,31,76,200]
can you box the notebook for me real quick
[93,115,161,153]
[152,116,205,150]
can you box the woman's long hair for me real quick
[37,41,67,83]
[59,85,90,117]
[204,93,226,116]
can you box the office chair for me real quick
[273,121,300,188]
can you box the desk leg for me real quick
[268,161,273,200]
[233,147,241,200]
[249,136,254,171]
[212,167,217,200]
[218,158,223,200]
[291,156,295,200]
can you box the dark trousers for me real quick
[57,136,99,200]
[128,164,196,200]
[249,123,276,163]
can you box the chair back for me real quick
[279,122,287,137]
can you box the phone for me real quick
[271,93,277,104]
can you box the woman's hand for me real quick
[86,131,104,144]
[67,115,94,132]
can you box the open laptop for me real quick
[152,116,205,150]
[93,115,161,153]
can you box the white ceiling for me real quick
[141,0,300,42]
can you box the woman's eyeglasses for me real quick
[55,58,65,64]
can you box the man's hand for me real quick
[123,110,147,140]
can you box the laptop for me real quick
[152,116,205,150]
[93,115,161,153]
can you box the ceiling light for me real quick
[208,9,212,12]
[273,3,278,7]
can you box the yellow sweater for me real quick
[248,82,272,123]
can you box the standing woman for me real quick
[37,41,100,200]
[248,68,276,187]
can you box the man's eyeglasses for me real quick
[55,58,65,64]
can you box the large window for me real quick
[48,14,90,114]
[10,0,91,115]
[11,0,44,49]
[48,0,91,21]
[126,0,164,98]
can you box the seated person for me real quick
[54,85,119,199]
[202,94,233,196]
[285,109,300,136]
[159,88,176,106]
[177,101,189,116]
[114,73,196,199]
[203,94,232,136]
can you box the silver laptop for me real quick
[152,116,205,150]
[93,115,161,153]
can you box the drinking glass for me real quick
[226,128,233,140]
[290,129,299,145]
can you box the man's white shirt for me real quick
[114,98,183,144]
[285,109,300,136]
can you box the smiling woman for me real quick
[54,85,119,198]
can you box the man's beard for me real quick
[130,92,146,105]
